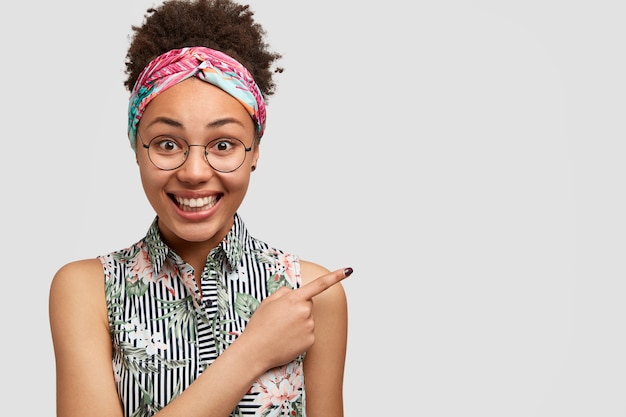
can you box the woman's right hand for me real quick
[234,267,353,370]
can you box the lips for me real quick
[172,195,219,212]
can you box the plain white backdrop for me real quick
[2,0,626,415]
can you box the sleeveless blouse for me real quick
[98,214,305,417]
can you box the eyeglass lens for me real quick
[146,136,250,172]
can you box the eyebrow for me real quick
[145,116,246,130]
[145,116,182,129]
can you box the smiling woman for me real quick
[48,1,354,416]
[136,78,258,253]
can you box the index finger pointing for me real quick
[296,267,354,300]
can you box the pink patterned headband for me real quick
[127,46,266,151]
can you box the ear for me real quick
[252,143,260,168]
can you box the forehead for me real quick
[140,78,255,132]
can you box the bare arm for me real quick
[49,259,126,416]
[50,259,352,417]
[299,261,349,417]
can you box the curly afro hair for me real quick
[123,0,282,100]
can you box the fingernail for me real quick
[344,267,353,277]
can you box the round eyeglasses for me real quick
[139,132,253,172]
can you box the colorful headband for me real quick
[127,46,266,151]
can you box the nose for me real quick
[175,144,214,183]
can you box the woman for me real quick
[48,1,352,416]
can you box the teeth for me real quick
[175,196,217,211]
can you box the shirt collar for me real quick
[144,213,249,275]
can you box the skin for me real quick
[49,78,350,417]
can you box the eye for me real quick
[151,136,185,154]
[208,139,240,154]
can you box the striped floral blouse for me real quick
[99,213,305,416]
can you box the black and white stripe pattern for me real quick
[100,214,305,416]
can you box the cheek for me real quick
[220,171,252,194]
[137,149,159,175]
[137,157,166,191]
[137,158,151,184]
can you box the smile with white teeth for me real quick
[174,195,218,212]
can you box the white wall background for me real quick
[2,0,625,415]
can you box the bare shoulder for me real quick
[299,259,331,285]
[298,259,347,304]
[49,258,107,327]
[50,258,105,296]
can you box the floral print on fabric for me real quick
[100,214,304,417]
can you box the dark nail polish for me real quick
[344,267,353,277]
